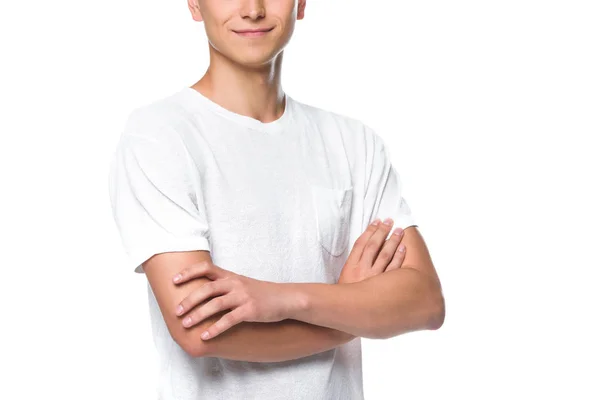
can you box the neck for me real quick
[191,46,286,123]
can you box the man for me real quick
[108,0,444,399]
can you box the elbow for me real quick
[421,272,445,331]
[428,292,446,330]
[378,290,445,339]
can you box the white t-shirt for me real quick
[108,86,417,400]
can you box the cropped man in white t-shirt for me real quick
[108,1,445,399]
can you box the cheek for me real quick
[273,22,295,52]
[203,22,232,54]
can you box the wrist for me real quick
[283,283,310,320]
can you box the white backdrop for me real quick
[1,0,598,399]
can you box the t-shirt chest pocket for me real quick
[310,185,354,257]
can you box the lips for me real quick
[233,27,274,34]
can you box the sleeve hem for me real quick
[380,214,418,233]
[129,236,211,274]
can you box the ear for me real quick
[297,0,306,20]
[188,0,203,22]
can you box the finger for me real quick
[200,307,248,340]
[346,218,382,265]
[384,243,407,272]
[371,227,404,273]
[176,279,231,317]
[173,261,224,284]
[182,293,238,329]
[359,217,394,267]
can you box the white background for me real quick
[1,0,598,399]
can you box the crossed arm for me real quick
[143,226,444,363]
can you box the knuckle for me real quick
[224,312,237,324]
[189,260,208,271]
[245,301,258,316]
[232,277,243,286]
[184,313,196,325]
[378,249,393,259]
[235,280,247,292]
[228,278,240,289]
[239,292,250,303]
[199,260,213,271]
[204,281,214,291]
[365,242,380,253]
[385,255,398,265]
[190,308,203,320]
[354,237,367,249]
[211,297,223,309]
[202,282,216,297]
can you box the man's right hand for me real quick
[337,217,406,285]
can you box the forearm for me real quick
[291,267,444,339]
[197,311,356,362]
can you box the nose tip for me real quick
[249,9,265,19]
[244,2,266,20]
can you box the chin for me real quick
[231,51,281,69]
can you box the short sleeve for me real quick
[362,127,418,233]
[108,112,211,274]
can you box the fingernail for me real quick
[371,219,381,226]
[398,244,406,252]
[201,331,210,340]
[173,274,182,283]
[383,218,393,226]
[183,317,192,327]
[176,305,184,315]
[393,227,403,236]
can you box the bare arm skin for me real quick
[142,250,355,362]
[290,227,445,339]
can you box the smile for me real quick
[233,27,274,37]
